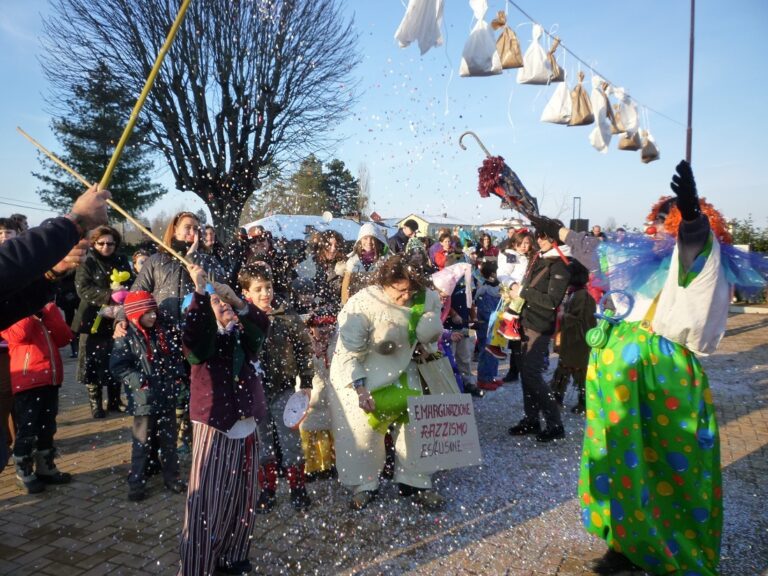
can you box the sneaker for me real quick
[485,345,506,360]
[477,380,500,391]
[217,559,253,575]
[410,489,446,511]
[255,488,276,514]
[16,476,46,494]
[508,420,542,436]
[463,384,485,398]
[502,370,519,383]
[535,425,566,442]
[350,490,377,511]
[164,479,188,494]
[290,486,311,511]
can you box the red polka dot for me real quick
[673,473,684,486]
[628,368,638,382]
[609,411,620,424]
[665,397,680,410]
[622,476,632,489]
[616,525,626,538]
[653,506,661,518]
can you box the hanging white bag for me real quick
[459,0,502,77]
[588,77,616,153]
[540,80,572,124]
[395,0,445,55]
[516,24,552,85]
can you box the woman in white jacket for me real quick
[329,254,444,510]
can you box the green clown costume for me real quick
[579,225,729,576]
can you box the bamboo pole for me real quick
[17,126,189,265]
[685,0,695,163]
[100,0,192,189]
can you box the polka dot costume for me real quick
[578,320,722,576]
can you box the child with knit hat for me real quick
[110,290,187,502]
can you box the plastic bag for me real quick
[460,0,502,77]
[517,24,551,85]
[491,11,523,69]
[395,0,445,55]
[610,86,639,135]
[589,78,616,153]
[640,129,660,163]
[540,81,572,124]
[568,71,594,126]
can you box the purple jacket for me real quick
[182,292,270,432]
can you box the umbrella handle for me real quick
[458,131,492,158]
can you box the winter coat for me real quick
[259,299,314,398]
[497,249,529,287]
[0,302,73,394]
[519,247,571,335]
[131,250,224,329]
[558,286,597,369]
[474,280,501,324]
[0,216,80,331]
[182,293,270,433]
[387,228,409,254]
[331,285,443,392]
[72,251,132,335]
[110,322,186,416]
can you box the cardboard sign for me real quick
[403,394,483,473]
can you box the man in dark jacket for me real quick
[0,184,110,330]
[508,223,571,442]
[387,219,418,254]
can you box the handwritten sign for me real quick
[403,394,483,473]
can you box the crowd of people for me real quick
[0,159,732,576]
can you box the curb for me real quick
[729,304,768,315]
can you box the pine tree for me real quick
[34,62,165,219]
[323,159,359,217]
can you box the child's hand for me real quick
[213,281,246,311]
[113,320,128,339]
[450,332,463,343]
[187,264,208,294]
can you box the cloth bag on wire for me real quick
[640,129,660,163]
[517,23,551,84]
[395,0,445,55]
[460,0,502,77]
[540,80,572,124]
[588,78,618,153]
[490,10,523,69]
[568,71,594,126]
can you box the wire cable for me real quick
[506,0,686,128]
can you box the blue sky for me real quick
[1,0,766,230]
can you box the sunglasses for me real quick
[95,241,116,247]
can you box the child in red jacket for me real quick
[1,301,73,494]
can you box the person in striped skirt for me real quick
[178,264,270,576]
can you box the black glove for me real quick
[528,214,562,241]
[298,374,313,390]
[670,160,700,221]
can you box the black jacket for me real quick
[0,217,80,330]
[131,250,224,328]
[110,322,186,416]
[519,248,571,335]
[387,229,409,254]
[72,251,132,335]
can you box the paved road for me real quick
[0,313,766,575]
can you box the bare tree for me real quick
[357,162,371,216]
[41,0,360,237]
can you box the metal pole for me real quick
[685,0,695,163]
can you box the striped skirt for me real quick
[178,422,258,576]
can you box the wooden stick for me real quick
[17,126,189,266]
[100,0,192,189]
